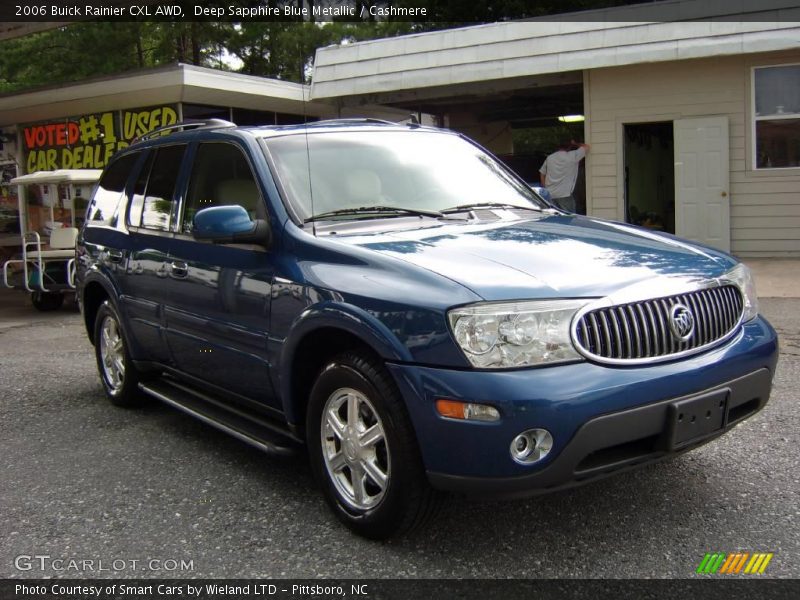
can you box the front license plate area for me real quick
[668,389,729,448]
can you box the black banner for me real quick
[2,579,800,600]
[1,0,798,23]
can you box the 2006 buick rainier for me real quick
[77,119,778,539]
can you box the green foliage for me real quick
[0,23,144,92]
[224,21,419,82]
[0,22,233,92]
[0,0,655,91]
[513,123,585,156]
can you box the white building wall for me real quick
[587,50,800,257]
[312,14,800,101]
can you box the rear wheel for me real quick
[307,352,443,539]
[93,300,145,407]
[31,291,64,311]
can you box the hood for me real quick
[331,214,736,301]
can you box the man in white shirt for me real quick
[539,139,590,212]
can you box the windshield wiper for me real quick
[441,202,542,214]
[304,205,444,223]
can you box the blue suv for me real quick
[76,119,779,539]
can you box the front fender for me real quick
[277,301,414,423]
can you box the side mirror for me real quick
[192,205,271,246]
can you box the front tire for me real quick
[307,352,442,539]
[93,300,144,407]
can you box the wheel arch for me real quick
[279,303,413,434]
[81,274,120,346]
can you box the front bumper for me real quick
[386,316,778,497]
[428,368,771,499]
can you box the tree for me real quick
[0,0,658,91]
[0,23,147,92]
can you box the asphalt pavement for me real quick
[0,291,798,579]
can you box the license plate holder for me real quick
[668,389,729,449]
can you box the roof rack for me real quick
[135,118,236,142]
[305,118,398,127]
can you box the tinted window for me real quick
[182,143,261,233]
[141,145,186,230]
[128,151,154,228]
[86,153,138,227]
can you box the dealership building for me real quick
[1,0,799,258]
[0,63,401,252]
[310,0,800,257]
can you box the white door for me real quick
[674,116,730,251]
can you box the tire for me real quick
[93,300,145,407]
[31,291,64,311]
[306,352,443,539]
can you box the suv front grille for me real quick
[573,285,744,363]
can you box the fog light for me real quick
[435,399,500,422]
[510,429,553,464]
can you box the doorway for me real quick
[623,122,674,234]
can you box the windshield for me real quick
[263,130,547,223]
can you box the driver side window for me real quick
[182,142,263,233]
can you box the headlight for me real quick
[725,263,758,322]
[447,300,586,369]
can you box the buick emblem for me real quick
[669,303,695,341]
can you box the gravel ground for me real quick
[0,292,797,579]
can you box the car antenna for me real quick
[301,44,316,237]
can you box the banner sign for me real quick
[22,105,178,172]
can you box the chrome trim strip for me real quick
[599,310,613,358]
[608,308,623,359]
[617,305,632,359]
[635,303,651,357]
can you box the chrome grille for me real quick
[574,285,744,363]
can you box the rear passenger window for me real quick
[86,153,139,227]
[182,143,262,233]
[140,145,186,231]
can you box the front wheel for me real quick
[93,300,145,407]
[307,352,442,539]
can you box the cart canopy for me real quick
[11,169,102,185]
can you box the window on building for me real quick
[754,65,800,169]
[182,142,262,233]
[182,104,231,121]
[86,153,139,227]
[140,145,186,230]
[232,108,276,126]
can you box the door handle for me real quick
[170,261,189,279]
[721,191,728,197]
[106,249,124,263]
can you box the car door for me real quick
[161,140,278,408]
[121,144,188,365]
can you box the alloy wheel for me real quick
[99,315,125,392]
[321,387,390,511]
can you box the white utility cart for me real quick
[2,169,101,310]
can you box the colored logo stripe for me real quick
[745,553,774,574]
[697,553,726,573]
[698,552,773,574]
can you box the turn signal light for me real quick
[435,399,500,422]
